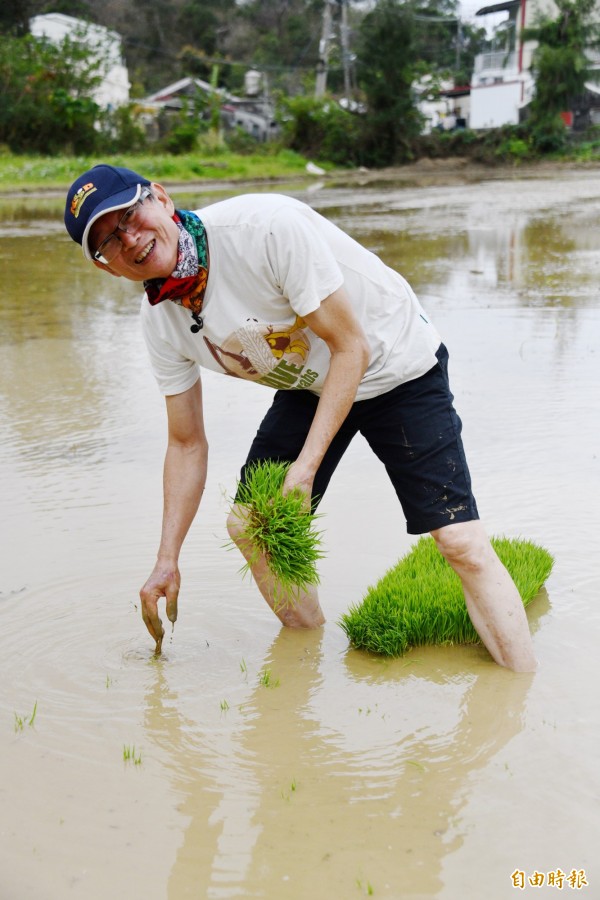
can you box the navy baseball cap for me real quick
[65,164,151,260]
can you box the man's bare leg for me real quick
[227,504,326,628]
[431,519,537,672]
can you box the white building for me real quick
[29,13,130,109]
[469,0,543,128]
[469,0,600,129]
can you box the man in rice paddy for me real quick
[65,164,537,672]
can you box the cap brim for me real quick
[81,183,143,261]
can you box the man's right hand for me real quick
[139,560,180,652]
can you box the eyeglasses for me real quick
[93,188,153,264]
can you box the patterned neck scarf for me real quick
[144,209,208,316]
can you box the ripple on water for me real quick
[1,574,162,746]
[0,565,278,757]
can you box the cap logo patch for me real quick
[70,182,97,218]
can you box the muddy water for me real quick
[1,168,598,900]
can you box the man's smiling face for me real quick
[89,183,180,281]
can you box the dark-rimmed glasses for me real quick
[93,188,153,264]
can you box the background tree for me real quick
[277,93,363,164]
[0,0,92,35]
[0,0,36,35]
[224,0,323,95]
[356,0,422,165]
[523,0,600,149]
[454,19,487,86]
[0,31,101,153]
[177,0,236,84]
[411,0,460,71]
[409,0,487,88]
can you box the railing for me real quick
[474,51,517,73]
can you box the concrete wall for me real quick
[470,80,523,128]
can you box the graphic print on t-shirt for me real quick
[203,316,320,390]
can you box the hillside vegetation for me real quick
[2,0,600,167]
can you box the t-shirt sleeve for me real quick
[265,206,344,316]
[141,301,200,396]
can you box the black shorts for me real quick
[237,344,479,535]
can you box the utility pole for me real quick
[340,0,352,99]
[315,0,335,98]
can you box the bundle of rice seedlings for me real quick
[231,460,324,601]
[340,536,553,657]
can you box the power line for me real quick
[121,37,328,74]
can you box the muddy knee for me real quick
[431,522,491,574]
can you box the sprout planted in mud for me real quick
[356,876,374,896]
[14,700,37,733]
[229,460,324,603]
[123,744,142,765]
[280,778,298,801]
[340,536,553,657]
[258,667,280,688]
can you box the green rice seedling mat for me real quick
[340,536,553,657]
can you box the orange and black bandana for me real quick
[144,210,208,316]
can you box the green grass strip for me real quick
[339,536,553,657]
[231,460,324,602]
[0,149,312,191]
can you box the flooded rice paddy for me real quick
[0,166,599,899]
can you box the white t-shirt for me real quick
[141,193,441,400]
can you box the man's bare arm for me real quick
[283,285,370,496]
[139,378,208,647]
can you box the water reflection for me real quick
[141,629,533,898]
[336,208,597,312]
